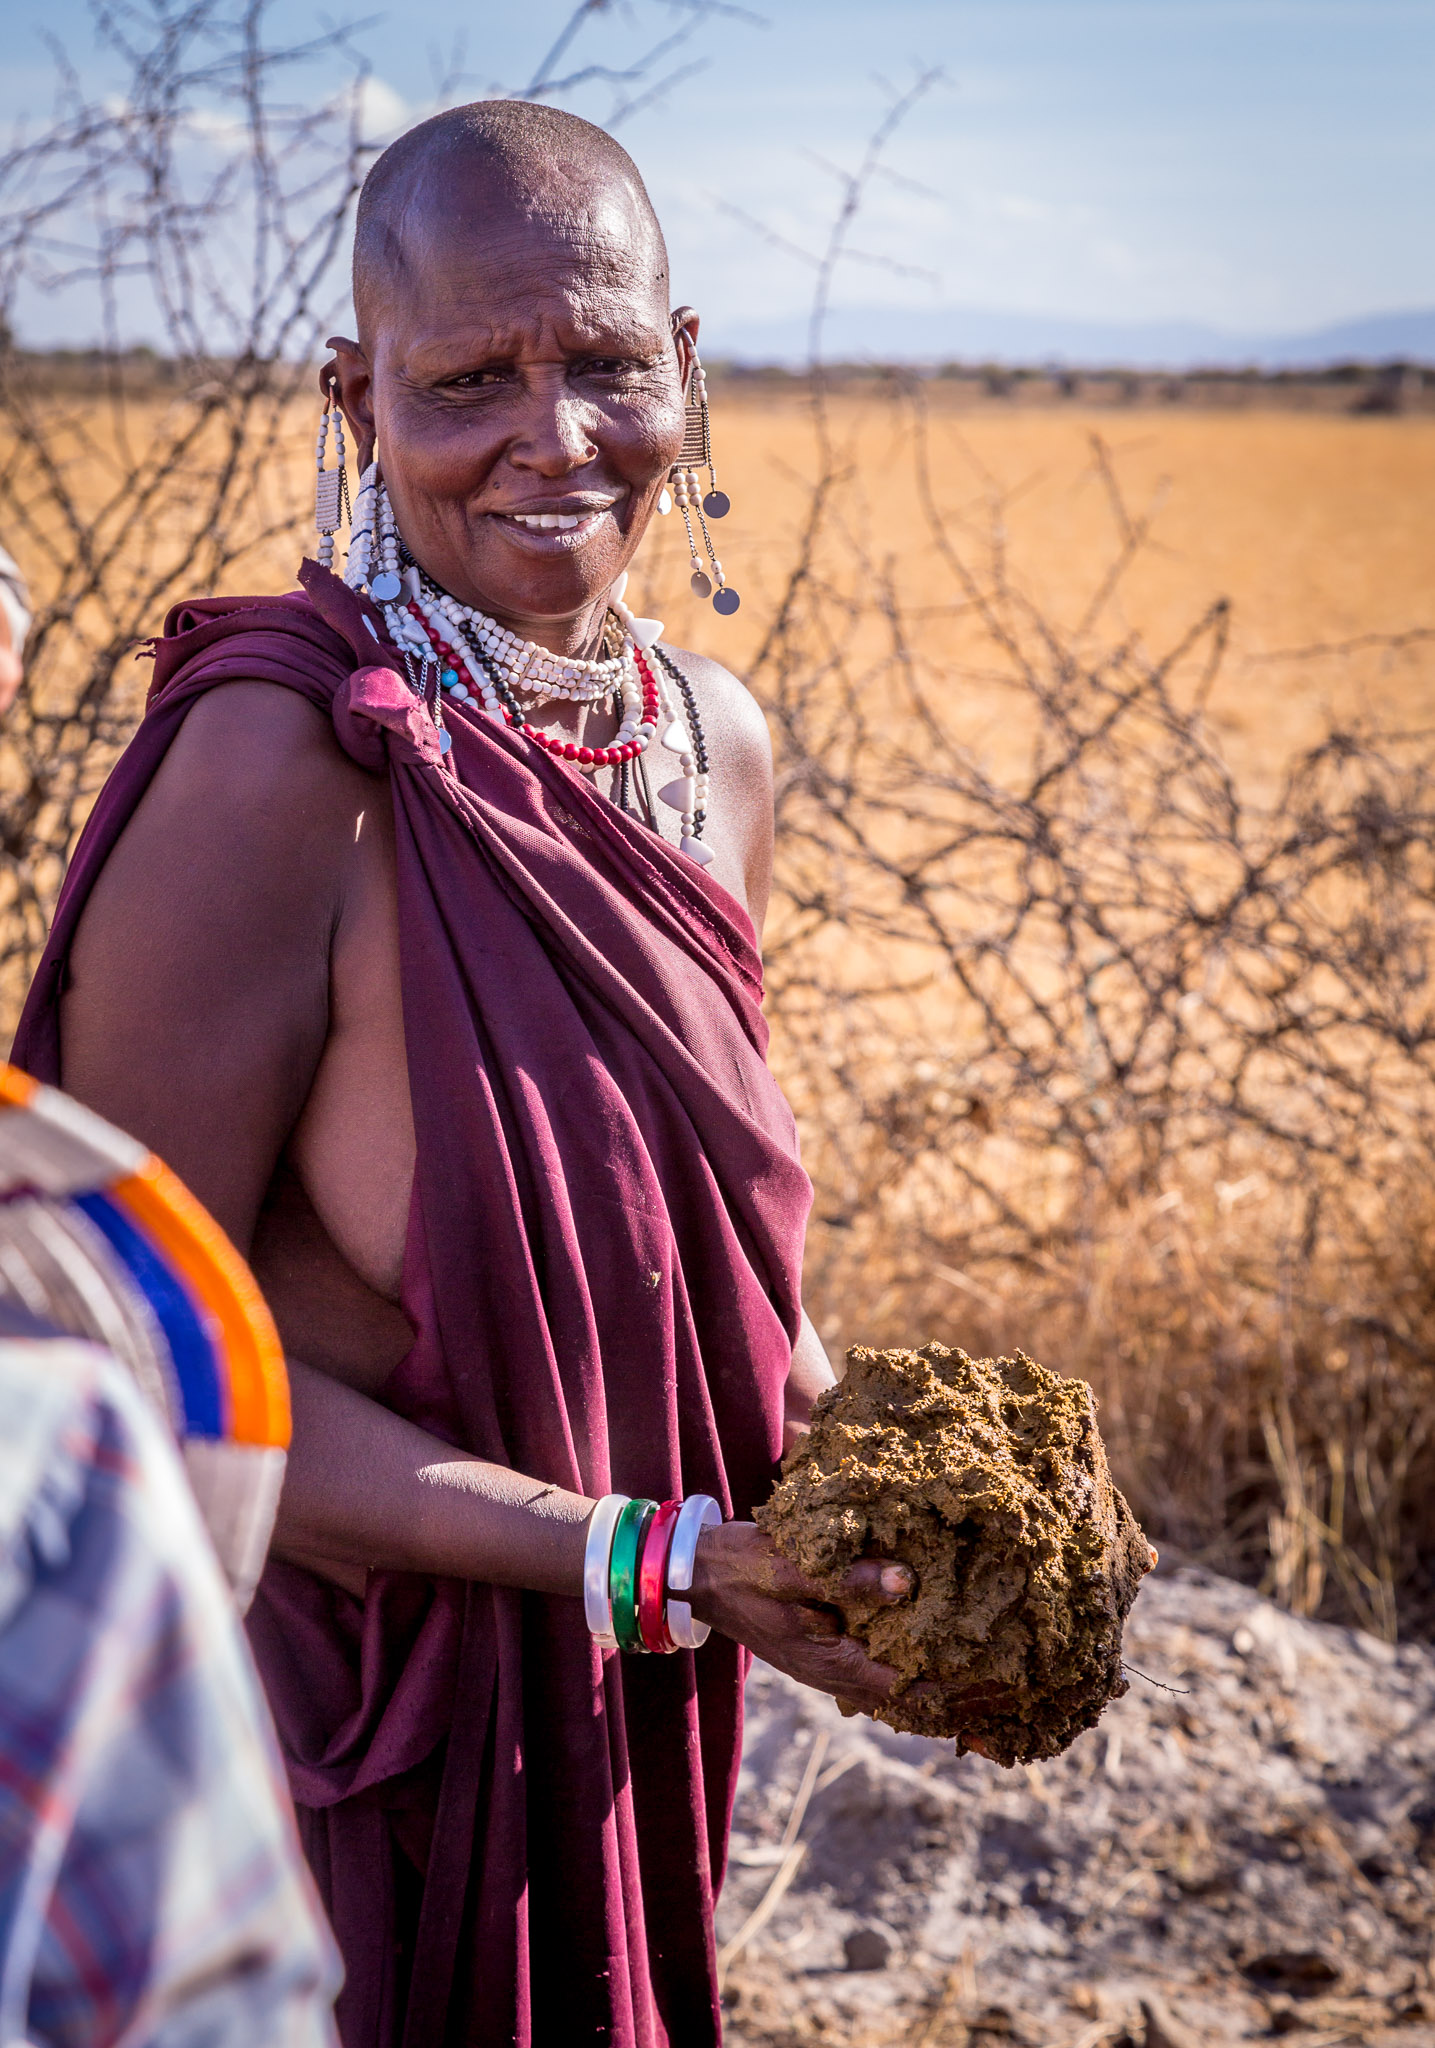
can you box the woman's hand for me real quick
[686,1520,915,1715]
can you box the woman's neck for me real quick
[420,570,613,661]
[490,603,611,660]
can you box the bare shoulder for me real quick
[660,645,773,775]
[69,675,384,1004]
[94,679,385,932]
[61,680,385,1238]
[148,678,378,839]
[657,644,775,928]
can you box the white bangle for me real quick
[583,1494,631,1648]
[666,1493,722,1650]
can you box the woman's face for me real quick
[332,184,692,647]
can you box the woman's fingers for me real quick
[729,1588,910,1710]
[735,1591,1003,1746]
[714,1541,1003,1749]
[835,1556,915,1604]
[758,1548,915,1609]
[688,1523,926,1713]
[692,1520,915,1615]
[762,1616,906,1711]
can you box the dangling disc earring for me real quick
[367,478,404,603]
[667,346,739,615]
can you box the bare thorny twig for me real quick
[0,1,378,1014]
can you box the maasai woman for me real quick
[15,100,928,2048]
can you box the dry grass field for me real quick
[639,396,1435,762]
[16,387,1430,742]
[3,386,1434,1637]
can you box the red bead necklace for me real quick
[404,602,660,770]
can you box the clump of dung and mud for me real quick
[755,1343,1154,1766]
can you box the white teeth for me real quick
[506,511,600,531]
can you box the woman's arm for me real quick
[280,1302,835,1592]
[274,1362,593,1596]
[278,1359,913,1713]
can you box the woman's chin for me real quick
[456,537,637,624]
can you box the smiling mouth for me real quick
[490,506,616,546]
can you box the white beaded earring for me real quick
[344,457,379,591]
[313,374,349,571]
[368,480,403,603]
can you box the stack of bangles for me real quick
[583,1493,723,1653]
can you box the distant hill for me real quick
[702,304,1435,371]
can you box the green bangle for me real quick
[609,1498,656,1654]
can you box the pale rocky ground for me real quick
[719,1566,1435,2048]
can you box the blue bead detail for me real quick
[439,729,453,754]
[441,668,459,687]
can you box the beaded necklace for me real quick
[406,592,657,772]
[344,471,714,861]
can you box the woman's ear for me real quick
[671,307,701,396]
[325,336,376,471]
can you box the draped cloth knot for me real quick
[333,661,448,771]
[12,559,812,2048]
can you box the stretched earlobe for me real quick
[325,337,376,470]
[671,307,700,398]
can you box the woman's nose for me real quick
[508,377,598,475]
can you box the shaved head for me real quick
[331,97,696,647]
[353,100,670,345]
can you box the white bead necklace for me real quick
[414,585,653,760]
[440,589,627,705]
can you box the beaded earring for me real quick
[368,480,404,603]
[343,457,378,592]
[662,344,739,616]
[313,374,350,571]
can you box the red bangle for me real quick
[637,1498,683,1653]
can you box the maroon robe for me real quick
[12,562,812,2048]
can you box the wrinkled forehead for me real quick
[359,160,671,356]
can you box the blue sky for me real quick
[4,0,1431,348]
